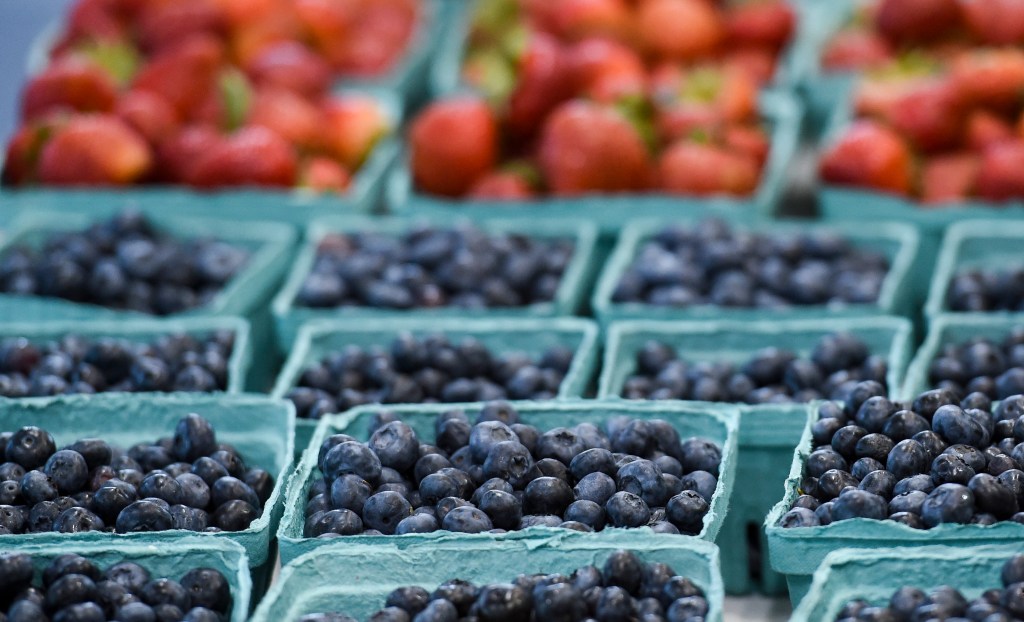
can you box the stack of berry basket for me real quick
[4,0,1024,620]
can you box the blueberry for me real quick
[172,414,217,462]
[666,491,708,534]
[968,473,1018,519]
[921,483,976,527]
[0,552,34,593]
[94,479,139,522]
[831,489,887,521]
[139,472,183,505]
[482,442,534,486]
[116,500,174,533]
[53,507,105,533]
[211,476,260,509]
[7,427,56,469]
[362,491,412,535]
[323,442,382,485]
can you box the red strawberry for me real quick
[37,114,152,185]
[637,0,723,62]
[966,110,1015,151]
[21,57,118,122]
[724,0,796,52]
[187,125,297,188]
[550,0,634,42]
[293,0,357,65]
[921,152,979,203]
[410,97,498,197]
[506,33,572,140]
[724,124,770,169]
[114,90,180,146]
[245,41,332,99]
[320,96,389,170]
[884,80,962,153]
[338,0,417,76]
[566,38,647,102]
[819,120,913,195]
[136,0,226,55]
[950,49,1024,111]
[975,140,1024,201]
[156,125,224,182]
[658,141,759,196]
[300,156,352,192]
[653,64,758,144]
[248,87,322,150]
[959,0,1024,45]
[468,171,535,199]
[1,118,61,186]
[875,0,961,44]
[132,35,225,119]
[61,0,127,44]
[538,100,649,195]
[822,30,893,71]
[228,6,303,67]
[854,57,943,120]
[725,48,777,85]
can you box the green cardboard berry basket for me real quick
[253,534,724,622]
[277,399,739,566]
[591,218,921,327]
[270,215,600,350]
[0,209,294,390]
[791,0,859,137]
[386,90,803,234]
[791,544,1024,621]
[903,313,1024,398]
[0,316,252,394]
[270,316,600,459]
[765,405,1024,606]
[0,392,294,594]
[597,316,914,595]
[1,539,251,620]
[924,220,1024,321]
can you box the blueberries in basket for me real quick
[0,211,249,315]
[0,414,271,535]
[834,553,1024,621]
[0,331,236,397]
[947,266,1024,312]
[621,332,885,403]
[611,219,891,309]
[781,383,1024,530]
[304,402,722,537]
[299,550,708,622]
[295,225,575,310]
[285,333,579,419]
[0,552,231,619]
[928,330,1024,400]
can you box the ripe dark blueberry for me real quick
[831,489,887,520]
[0,552,34,592]
[921,483,976,527]
[139,473,183,505]
[362,491,412,535]
[212,500,258,532]
[666,490,709,534]
[53,507,105,533]
[323,442,382,485]
[604,491,651,528]
[859,470,897,499]
[7,426,56,469]
[172,414,217,463]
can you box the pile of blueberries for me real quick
[0,413,274,534]
[0,331,237,397]
[947,266,1024,312]
[0,211,249,315]
[296,226,575,309]
[0,553,231,622]
[612,219,890,308]
[620,332,886,403]
[835,554,1024,621]
[779,382,1024,529]
[928,329,1024,400]
[286,334,578,419]
[304,402,721,537]
[299,550,709,622]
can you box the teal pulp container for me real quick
[597,316,914,595]
[591,218,921,327]
[276,399,739,565]
[270,215,600,350]
[791,544,1024,621]
[0,315,252,394]
[924,220,1024,321]
[0,539,251,620]
[792,0,858,137]
[270,316,601,459]
[254,535,724,622]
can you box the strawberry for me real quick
[155,125,224,182]
[822,30,893,71]
[550,0,634,42]
[959,0,1024,45]
[724,0,796,52]
[854,54,944,120]
[950,49,1024,111]
[320,96,389,170]
[300,156,352,192]
[187,125,298,188]
[468,171,535,199]
[247,87,322,150]
[884,80,963,153]
[725,48,777,85]
[132,35,225,119]
[565,38,647,102]
[228,6,303,67]
[538,99,649,195]
[410,97,498,197]
[506,33,572,140]
[658,141,759,196]
[724,124,770,169]
[1,118,61,186]
[114,90,180,145]
[875,0,961,44]
[21,57,118,122]
[975,140,1024,201]
[337,0,417,76]
[966,110,1015,151]
[37,114,152,185]
[652,64,758,144]
[819,120,914,195]
[293,0,357,66]
[245,41,332,99]
[637,0,723,62]
[921,152,979,203]
[61,0,127,44]
[135,0,226,55]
